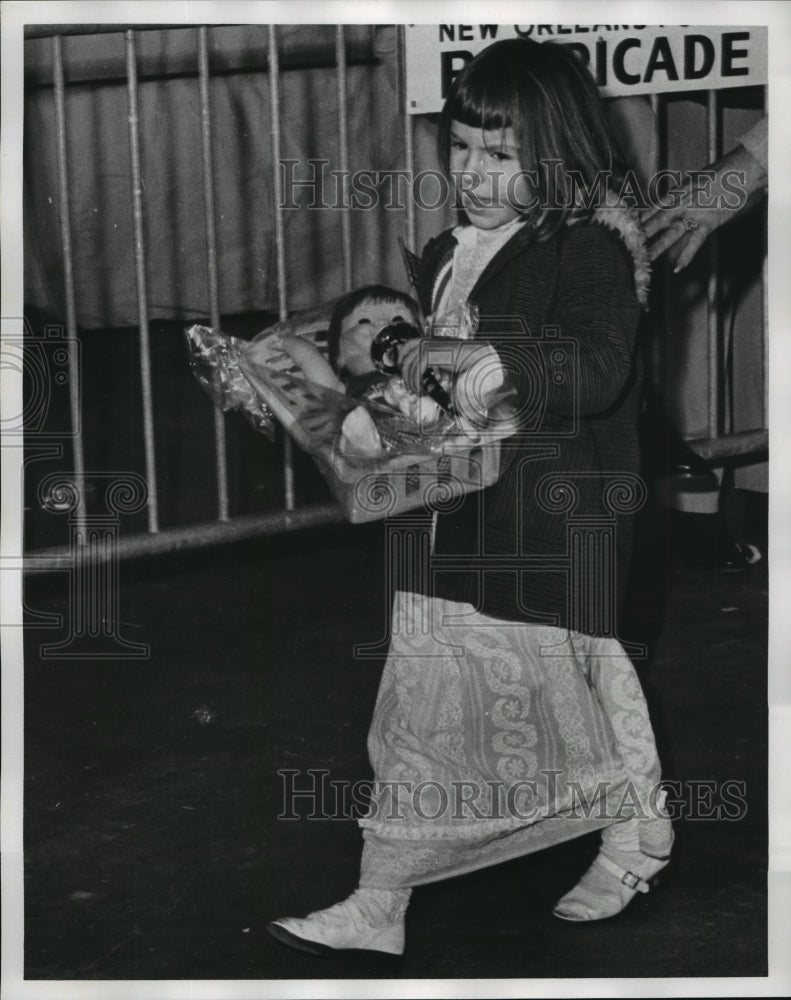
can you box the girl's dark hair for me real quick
[327,285,419,370]
[438,38,628,240]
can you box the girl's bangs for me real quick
[448,80,514,133]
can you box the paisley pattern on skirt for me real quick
[359,592,671,889]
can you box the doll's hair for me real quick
[327,285,420,370]
[438,38,628,240]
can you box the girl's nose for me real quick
[460,151,484,188]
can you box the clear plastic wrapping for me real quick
[185,320,517,522]
[185,324,276,439]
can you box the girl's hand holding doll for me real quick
[398,337,508,435]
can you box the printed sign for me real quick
[405,24,768,112]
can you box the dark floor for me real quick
[22,506,768,981]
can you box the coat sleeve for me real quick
[548,223,641,416]
[485,223,641,422]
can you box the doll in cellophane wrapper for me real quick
[185,286,516,522]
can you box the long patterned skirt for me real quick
[358,592,671,890]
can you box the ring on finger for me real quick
[678,217,699,232]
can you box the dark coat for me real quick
[412,219,644,634]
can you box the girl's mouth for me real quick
[462,193,491,211]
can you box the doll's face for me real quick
[337,299,417,376]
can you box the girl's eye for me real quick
[489,150,512,162]
[450,139,467,151]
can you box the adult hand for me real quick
[642,140,767,272]
[642,197,727,271]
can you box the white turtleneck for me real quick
[433,216,528,336]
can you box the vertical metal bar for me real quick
[125,29,159,532]
[394,24,402,114]
[51,35,86,539]
[762,256,768,430]
[762,85,768,430]
[197,26,229,522]
[397,26,416,252]
[706,89,719,439]
[649,93,661,164]
[648,92,665,396]
[335,25,352,290]
[267,25,294,510]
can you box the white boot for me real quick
[268,887,411,955]
[553,818,673,922]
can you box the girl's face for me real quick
[337,299,415,376]
[449,120,528,230]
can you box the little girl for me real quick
[269,38,672,956]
